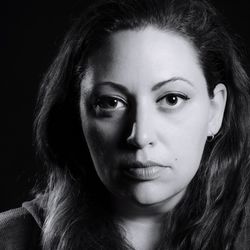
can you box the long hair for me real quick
[34,0,250,249]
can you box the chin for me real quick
[132,193,169,208]
[128,183,186,211]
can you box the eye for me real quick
[157,93,190,108]
[94,96,127,111]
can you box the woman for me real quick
[1,0,250,249]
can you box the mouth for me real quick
[121,161,169,181]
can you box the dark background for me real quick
[2,0,250,212]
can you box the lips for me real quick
[121,161,168,181]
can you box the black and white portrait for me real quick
[2,0,250,249]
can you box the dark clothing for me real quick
[0,199,43,250]
[0,198,250,249]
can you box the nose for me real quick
[126,105,156,149]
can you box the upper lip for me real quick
[122,160,167,169]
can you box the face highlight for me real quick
[79,26,222,212]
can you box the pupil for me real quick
[109,99,117,107]
[167,95,178,105]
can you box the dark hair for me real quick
[34,0,250,249]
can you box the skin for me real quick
[79,26,227,249]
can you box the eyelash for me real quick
[93,92,190,113]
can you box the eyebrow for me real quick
[93,81,129,93]
[92,77,194,93]
[151,77,194,91]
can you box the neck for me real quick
[112,198,173,250]
[123,219,162,250]
[111,191,185,249]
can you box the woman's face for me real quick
[80,26,225,211]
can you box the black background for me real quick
[2,0,250,212]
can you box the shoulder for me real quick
[0,204,42,250]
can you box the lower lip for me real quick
[123,166,164,181]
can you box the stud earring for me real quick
[207,132,215,142]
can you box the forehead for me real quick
[83,26,206,91]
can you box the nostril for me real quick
[126,136,142,149]
[126,123,154,148]
[126,124,141,148]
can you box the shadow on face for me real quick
[79,26,227,213]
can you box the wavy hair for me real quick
[33,0,250,249]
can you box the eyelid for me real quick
[96,95,128,104]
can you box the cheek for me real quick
[81,118,124,180]
[159,104,209,182]
[173,116,208,181]
[82,121,111,164]
[84,119,123,151]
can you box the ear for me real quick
[208,83,227,136]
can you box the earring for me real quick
[207,132,215,142]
